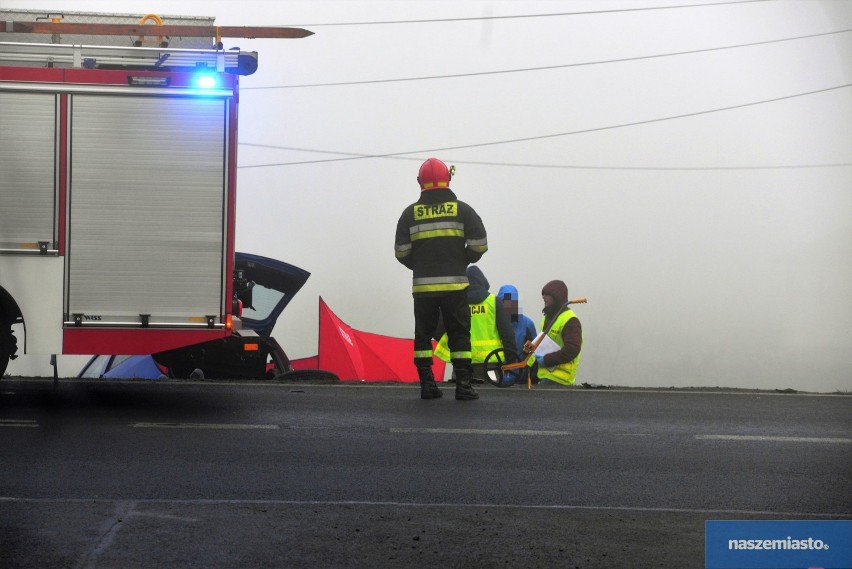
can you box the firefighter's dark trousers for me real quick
[413,290,472,370]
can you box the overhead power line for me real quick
[238,83,852,169]
[239,143,851,171]
[291,0,772,27]
[242,29,852,90]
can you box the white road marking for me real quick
[696,434,851,443]
[0,419,38,428]
[391,427,570,436]
[131,422,279,430]
[130,511,199,522]
[1,496,848,518]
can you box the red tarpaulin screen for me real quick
[290,297,445,382]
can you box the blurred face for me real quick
[542,294,555,309]
[502,296,519,322]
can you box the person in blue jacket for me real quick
[497,284,539,385]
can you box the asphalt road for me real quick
[1,378,850,569]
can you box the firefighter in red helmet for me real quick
[395,158,488,400]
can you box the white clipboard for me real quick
[532,332,560,356]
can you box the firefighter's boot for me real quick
[418,367,443,400]
[454,366,479,401]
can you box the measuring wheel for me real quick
[484,348,524,387]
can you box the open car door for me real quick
[77,253,336,380]
[235,252,310,338]
[151,253,311,379]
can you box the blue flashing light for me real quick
[195,73,218,89]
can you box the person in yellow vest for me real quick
[535,280,583,386]
[434,265,517,383]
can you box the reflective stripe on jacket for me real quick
[394,189,487,297]
[434,294,503,363]
[537,309,582,385]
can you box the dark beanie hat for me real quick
[541,280,568,305]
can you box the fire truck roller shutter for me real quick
[0,91,57,252]
[66,94,230,327]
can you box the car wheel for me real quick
[274,369,340,383]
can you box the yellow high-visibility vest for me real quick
[434,294,503,363]
[538,309,582,385]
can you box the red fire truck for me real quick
[0,10,311,377]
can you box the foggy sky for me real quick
[5,0,851,392]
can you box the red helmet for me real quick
[417,158,452,190]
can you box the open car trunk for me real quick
[234,252,310,338]
[152,253,310,378]
[78,252,319,380]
